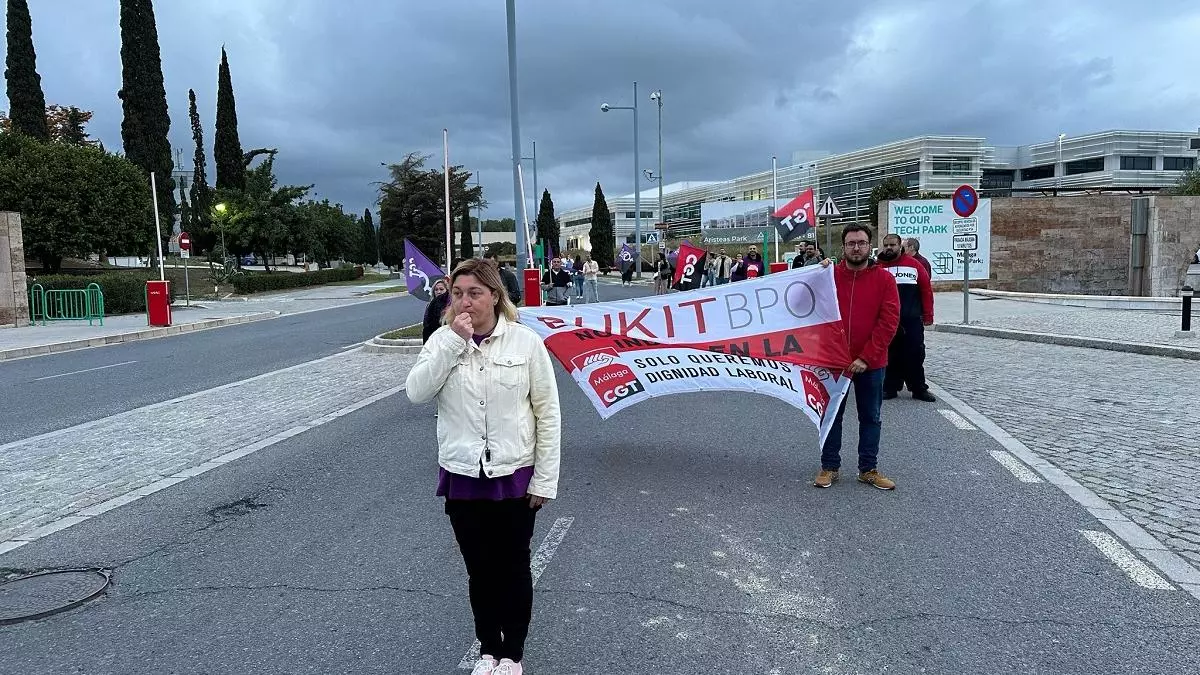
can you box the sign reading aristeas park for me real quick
[519,266,853,448]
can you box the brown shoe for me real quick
[814,469,839,488]
[858,469,896,490]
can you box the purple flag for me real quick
[618,243,635,269]
[404,239,446,302]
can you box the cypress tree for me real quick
[4,0,49,140]
[536,189,559,253]
[214,47,245,190]
[362,209,377,265]
[118,0,175,225]
[188,89,213,251]
[177,177,191,233]
[589,182,615,269]
[459,201,474,260]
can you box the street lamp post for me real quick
[214,202,227,253]
[521,141,538,242]
[602,81,641,278]
[1057,133,1066,192]
[650,90,663,249]
[505,0,528,270]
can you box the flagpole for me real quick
[771,156,779,263]
[443,128,453,269]
[151,171,165,281]
[517,164,535,266]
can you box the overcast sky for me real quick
[8,0,1200,221]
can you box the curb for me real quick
[0,311,280,362]
[363,327,423,355]
[932,323,1200,361]
[971,289,1197,313]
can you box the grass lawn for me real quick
[369,285,407,295]
[326,274,391,286]
[382,323,422,340]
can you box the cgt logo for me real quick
[800,370,830,418]
[589,363,645,407]
[678,253,700,284]
[570,347,618,372]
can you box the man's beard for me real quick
[877,249,900,262]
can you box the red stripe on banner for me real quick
[544,321,850,373]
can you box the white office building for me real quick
[556,129,1199,248]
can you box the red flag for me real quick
[773,188,816,243]
[671,241,709,291]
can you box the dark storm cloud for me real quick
[7,0,1199,221]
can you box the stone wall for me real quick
[989,196,1134,295]
[1147,196,1200,297]
[0,211,30,327]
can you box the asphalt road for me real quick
[2,308,1196,673]
[0,295,421,444]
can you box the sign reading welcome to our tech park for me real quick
[886,199,991,282]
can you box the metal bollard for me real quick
[1182,285,1194,333]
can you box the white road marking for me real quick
[0,381,407,551]
[928,381,1200,600]
[988,450,1043,483]
[457,517,575,669]
[1080,530,1174,590]
[938,408,976,430]
[32,360,138,381]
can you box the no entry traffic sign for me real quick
[952,185,978,218]
[179,231,191,251]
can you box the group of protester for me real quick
[408,225,936,674]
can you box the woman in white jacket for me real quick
[406,258,561,675]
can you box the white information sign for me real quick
[886,199,991,282]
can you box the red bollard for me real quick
[523,268,542,307]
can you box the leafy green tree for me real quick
[118,0,174,226]
[177,175,191,233]
[0,132,152,271]
[589,182,614,268]
[4,0,49,141]
[215,156,310,271]
[869,177,909,230]
[214,47,245,190]
[919,191,949,199]
[1168,168,1200,196]
[1,104,96,145]
[536,189,559,252]
[377,154,481,269]
[481,218,516,232]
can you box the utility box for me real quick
[523,268,542,307]
[146,280,172,327]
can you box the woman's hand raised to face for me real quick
[450,312,473,341]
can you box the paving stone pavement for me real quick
[0,350,417,545]
[933,293,1197,349]
[926,332,1200,565]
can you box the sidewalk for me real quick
[932,292,1200,359]
[0,279,409,361]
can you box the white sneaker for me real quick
[494,659,523,675]
[471,656,498,675]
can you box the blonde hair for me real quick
[447,258,519,323]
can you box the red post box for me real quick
[769,262,789,274]
[522,268,542,307]
[146,280,172,327]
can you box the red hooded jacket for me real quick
[834,261,900,370]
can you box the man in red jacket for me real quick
[877,234,936,402]
[816,224,901,491]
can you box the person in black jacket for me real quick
[422,277,451,343]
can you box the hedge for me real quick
[230,265,363,294]
[25,271,174,315]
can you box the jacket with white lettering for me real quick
[405,315,562,499]
[877,254,934,325]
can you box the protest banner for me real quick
[520,265,852,447]
[404,239,446,302]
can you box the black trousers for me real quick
[884,318,928,395]
[446,498,539,663]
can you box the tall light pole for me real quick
[1057,133,1066,192]
[602,81,641,278]
[521,141,538,242]
[650,90,663,246]
[505,0,528,270]
[772,156,780,263]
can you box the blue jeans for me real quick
[820,367,884,473]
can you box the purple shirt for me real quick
[436,328,535,501]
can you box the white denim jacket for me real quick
[405,315,562,499]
